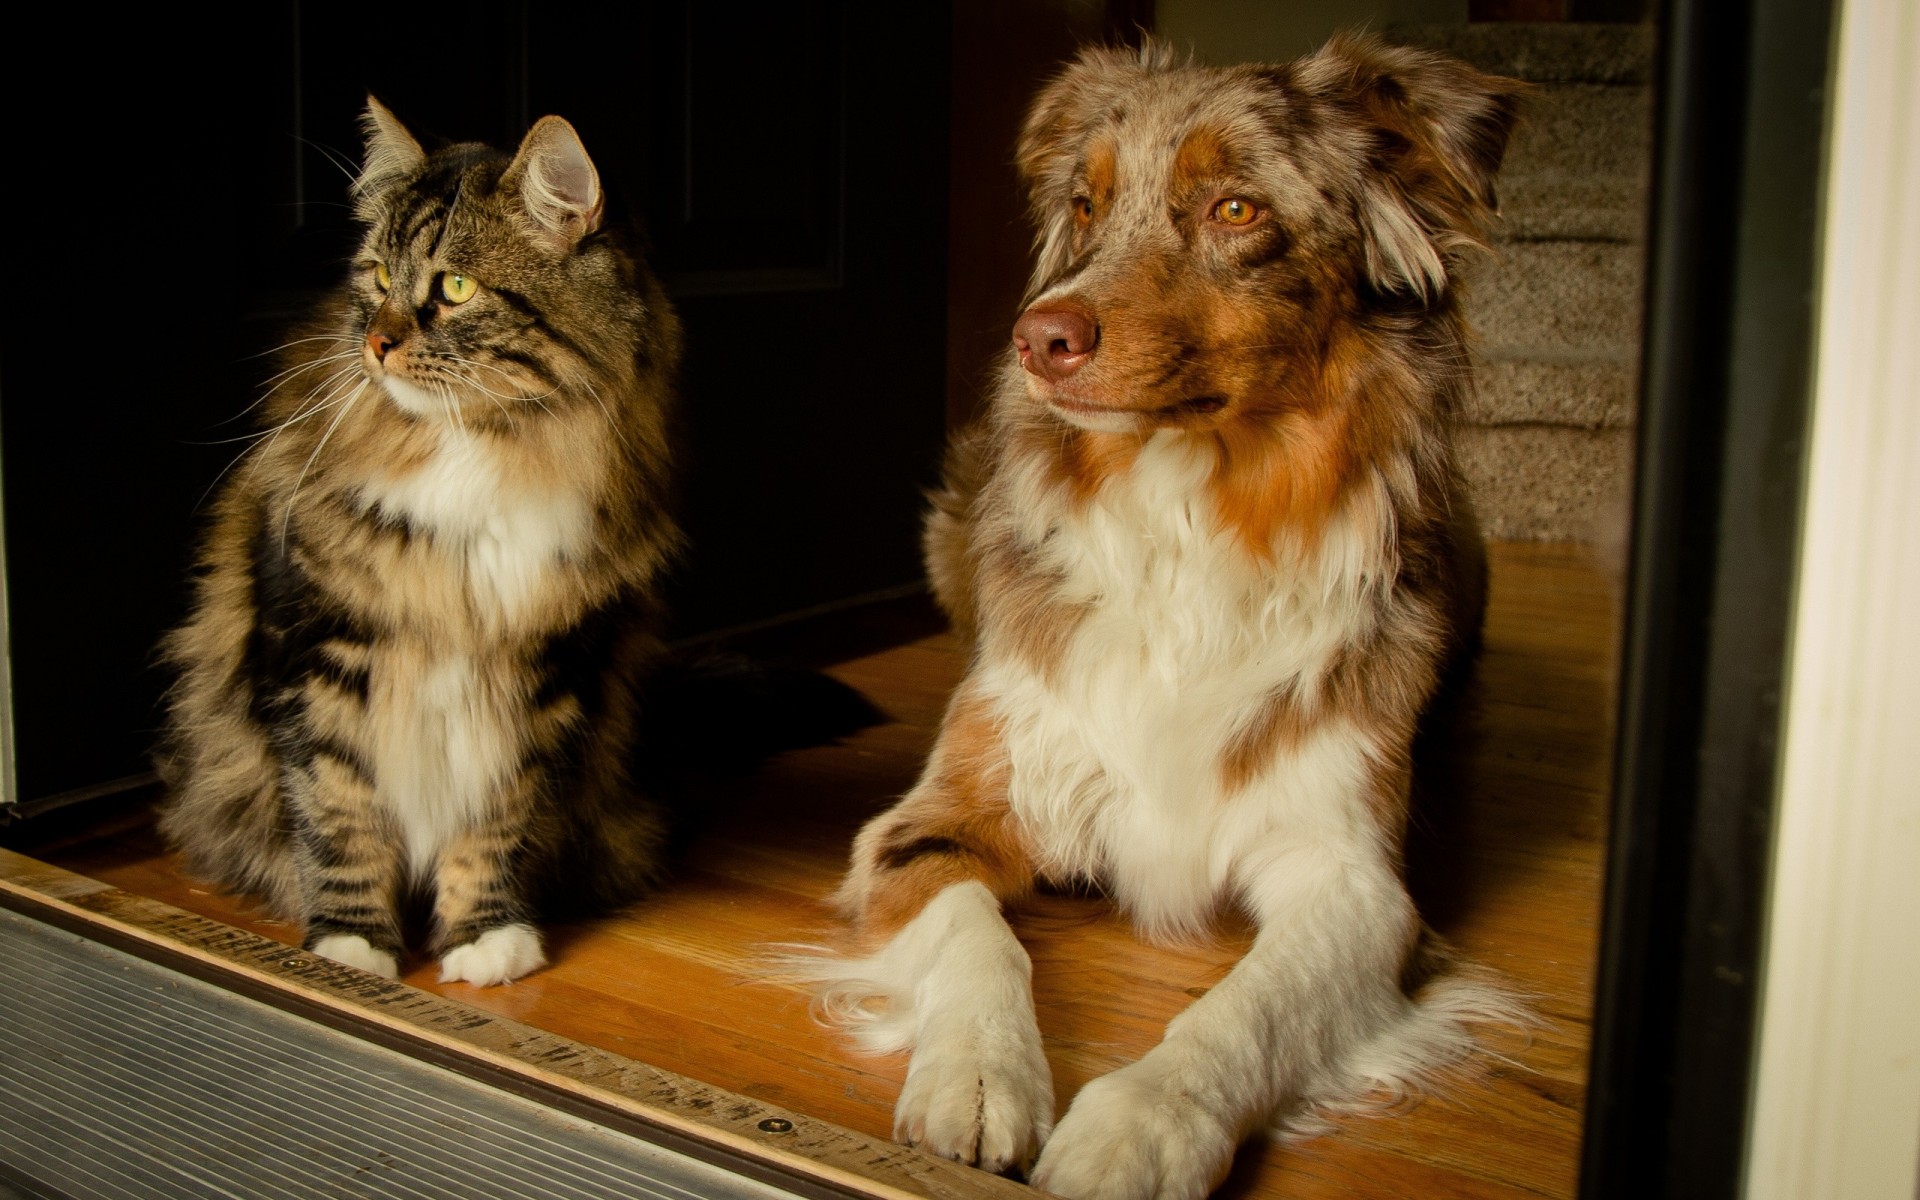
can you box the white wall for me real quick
[1744,1,1920,1196]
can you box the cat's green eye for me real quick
[440,272,478,304]
[373,262,392,291]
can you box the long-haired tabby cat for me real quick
[156,102,688,986]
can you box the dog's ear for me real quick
[1016,40,1178,290]
[1298,33,1528,300]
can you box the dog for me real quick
[809,34,1527,1199]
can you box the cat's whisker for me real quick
[197,396,348,511]
[445,369,519,425]
[246,334,357,363]
[241,371,369,489]
[580,380,636,454]
[458,376,520,425]
[231,355,364,423]
[242,357,360,418]
[192,389,352,448]
[430,378,469,437]
[279,381,365,547]
[196,444,271,512]
[298,135,361,185]
[266,365,368,434]
[467,375,556,409]
[447,355,563,406]
[259,349,360,388]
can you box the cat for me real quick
[155,101,690,987]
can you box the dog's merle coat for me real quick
[803,35,1529,1199]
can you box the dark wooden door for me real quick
[1,3,950,805]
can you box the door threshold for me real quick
[0,848,1026,1200]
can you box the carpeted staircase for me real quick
[1395,22,1653,542]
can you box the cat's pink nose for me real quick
[367,332,396,361]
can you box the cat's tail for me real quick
[638,653,886,786]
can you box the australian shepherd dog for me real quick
[807,34,1528,1199]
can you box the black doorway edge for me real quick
[1582,0,1838,1196]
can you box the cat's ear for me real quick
[352,97,426,217]
[504,116,604,247]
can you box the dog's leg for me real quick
[1033,815,1418,1200]
[825,683,1051,1174]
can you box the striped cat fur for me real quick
[157,103,684,986]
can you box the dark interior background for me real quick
[1,2,956,804]
[0,0,1180,810]
[0,0,1653,809]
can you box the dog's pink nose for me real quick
[1013,305,1098,381]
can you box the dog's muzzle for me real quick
[1013,304,1099,384]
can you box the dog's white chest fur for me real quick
[361,427,591,628]
[984,432,1390,936]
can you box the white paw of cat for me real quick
[894,1014,1053,1174]
[310,934,400,979]
[439,923,548,986]
[1030,1062,1237,1200]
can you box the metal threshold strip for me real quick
[0,906,800,1200]
[0,849,1025,1200]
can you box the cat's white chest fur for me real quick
[362,428,591,628]
[369,650,519,876]
[355,428,587,868]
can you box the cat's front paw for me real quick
[310,934,400,979]
[895,1014,1053,1174]
[1030,1061,1237,1200]
[439,923,547,986]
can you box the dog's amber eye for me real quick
[439,272,478,304]
[372,262,392,291]
[1212,198,1261,227]
[1072,196,1094,226]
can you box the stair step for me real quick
[1391,22,1654,84]
[1385,22,1656,541]
[1467,356,1637,429]
[1457,425,1635,542]
[1496,82,1653,243]
[1464,240,1644,365]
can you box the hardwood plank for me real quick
[12,540,1615,1199]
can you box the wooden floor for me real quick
[22,540,1617,1200]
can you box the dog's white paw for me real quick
[894,1015,1053,1174]
[310,934,400,978]
[1031,1062,1237,1200]
[438,924,547,986]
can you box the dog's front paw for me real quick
[438,923,547,986]
[895,1015,1053,1174]
[1031,1062,1237,1200]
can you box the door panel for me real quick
[0,3,949,802]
